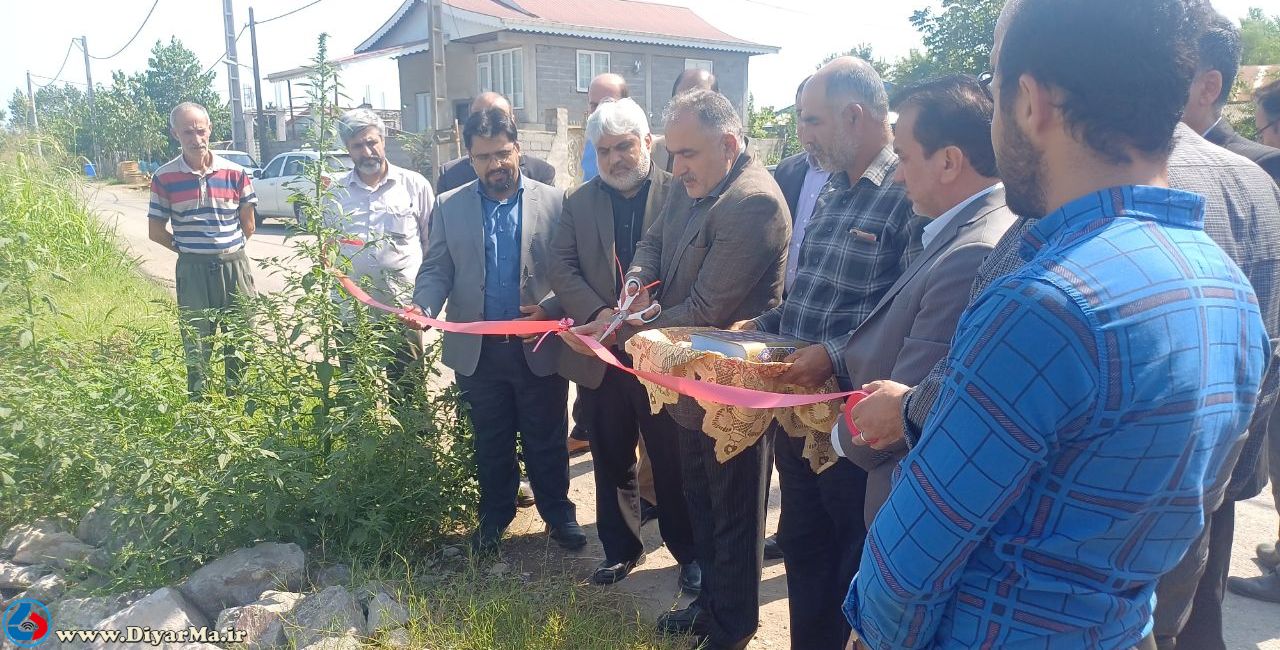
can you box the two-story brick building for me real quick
[356,0,777,132]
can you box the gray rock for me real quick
[366,591,408,633]
[298,637,359,650]
[1,518,71,556]
[77,501,151,553]
[284,586,365,648]
[486,562,509,576]
[179,542,305,618]
[385,627,411,648]
[213,590,304,650]
[310,563,352,589]
[0,561,46,589]
[89,587,209,650]
[3,573,66,607]
[10,532,94,570]
[441,546,461,558]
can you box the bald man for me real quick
[581,73,629,182]
[436,92,556,194]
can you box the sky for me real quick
[2,0,1269,119]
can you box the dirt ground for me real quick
[90,182,1280,650]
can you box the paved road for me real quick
[86,182,1280,649]
[85,182,308,296]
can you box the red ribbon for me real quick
[336,274,869,439]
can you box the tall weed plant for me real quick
[0,36,477,590]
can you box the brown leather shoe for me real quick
[568,437,591,456]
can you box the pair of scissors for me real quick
[599,277,662,340]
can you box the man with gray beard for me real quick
[550,98,699,593]
[326,108,435,385]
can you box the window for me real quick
[477,48,524,108]
[576,50,611,92]
[262,155,285,179]
[416,92,433,132]
[685,58,713,72]
[282,156,307,177]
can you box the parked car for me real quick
[212,149,260,177]
[252,150,354,223]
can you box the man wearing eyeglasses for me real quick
[409,107,586,559]
[1182,14,1280,186]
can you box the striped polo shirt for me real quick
[148,153,257,254]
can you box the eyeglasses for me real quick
[1263,116,1280,136]
[471,147,517,166]
[978,71,994,101]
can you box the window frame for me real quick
[684,58,713,73]
[477,47,525,109]
[576,49,612,92]
[415,92,433,132]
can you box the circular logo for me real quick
[2,598,51,648]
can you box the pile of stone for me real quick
[1,514,414,650]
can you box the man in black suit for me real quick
[1181,13,1280,185]
[436,92,556,193]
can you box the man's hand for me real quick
[559,319,614,356]
[729,319,757,331]
[778,344,835,387]
[516,304,550,342]
[622,279,653,313]
[848,380,911,449]
[398,305,431,330]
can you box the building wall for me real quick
[397,52,435,133]
[395,32,755,134]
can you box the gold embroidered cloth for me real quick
[624,327,840,473]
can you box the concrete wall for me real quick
[395,32,754,129]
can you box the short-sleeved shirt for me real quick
[325,164,435,308]
[148,153,256,254]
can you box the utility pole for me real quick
[427,0,450,172]
[25,71,42,157]
[222,0,247,152]
[248,7,268,162]
[81,36,99,168]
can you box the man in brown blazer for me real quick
[832,76,1016,525]
[548,98,699,592]
[569,89,790,650]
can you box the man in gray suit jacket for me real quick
[832,76,1015,523]
[410,108,585,557]
[568,90,790,650]
[548,98,700,592]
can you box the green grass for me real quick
[0,141,677,649]
[351,560,679,650]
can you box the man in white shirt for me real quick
[328,108,435,384]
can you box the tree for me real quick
[820,43,892,79]
[97,71,168,162]
[7,90,29,131]
[142,38,231,155]
[888,0,1003,84]
[1241,8,1280,65]
[7,84,92,157]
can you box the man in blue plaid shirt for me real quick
[735,56,915,650]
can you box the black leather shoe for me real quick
[516,480,536,509]
[1257,541,1280,568]
[764,534,784,560]
[1227,572,1280,603]
[640,499,659,526]
[591,555,646,584]
[470,530,502,559]
[549,520,588,550]
[678,561,702,595]
[657,604,708,636]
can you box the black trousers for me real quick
[455,339,575,536]
[775,426,868,650]
[681,418,773,648]
[580,362,696,565]
[1154,500,1234,650]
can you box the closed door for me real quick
[255,155,288,214]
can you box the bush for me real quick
[0,133,477,588]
